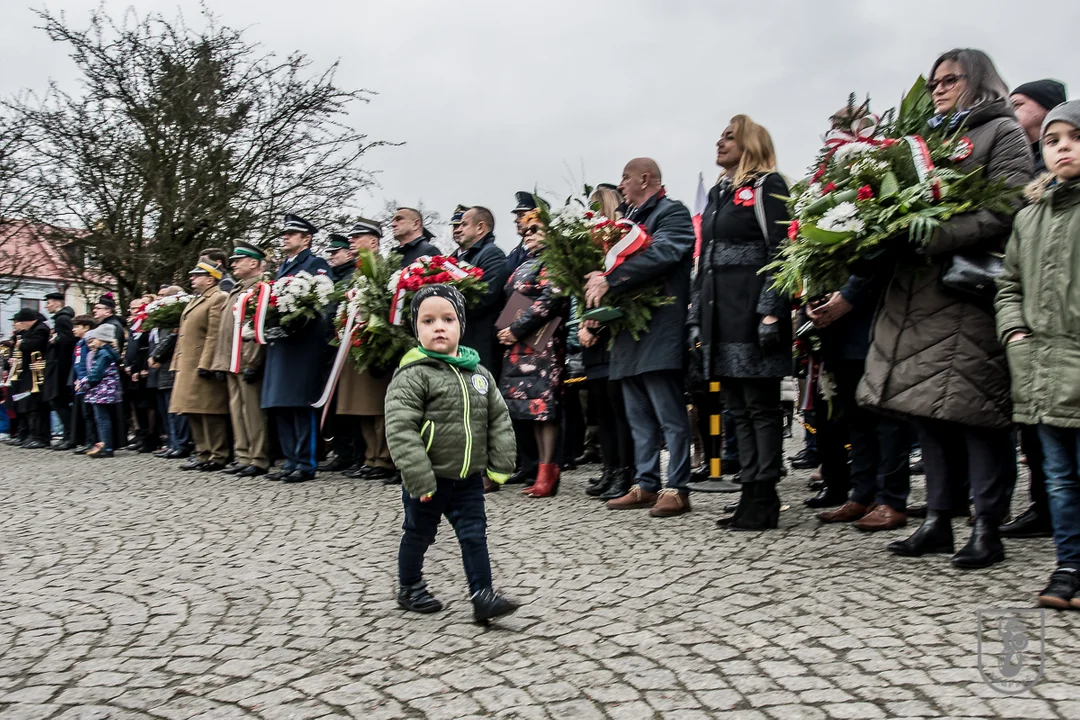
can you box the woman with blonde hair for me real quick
[688,114,791,530]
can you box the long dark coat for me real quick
[498,255,568,422]
[451,233,509,372]
[607,192,696,381]
[12,320,50,411]
[43,306,75,402]
[856,99,1034,429]
[689,172,792,379]
[261,248,332,408]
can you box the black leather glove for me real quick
[758,320,782,354]
[241,367,261,384]
[197,368,212,379]
[213,371,226,382]
[687,325,702,352]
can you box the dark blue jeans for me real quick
[398,475,492,595]
[622,370,692,491]
[90,403,114,451]
[1036,425,1080,569]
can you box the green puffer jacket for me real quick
[385,347,517,498]
[995,176,1080,428]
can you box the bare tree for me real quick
[11,7,393,304]
[0,106,51,299]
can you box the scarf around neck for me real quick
[419,345,480,371]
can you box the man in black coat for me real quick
[451,206,508,373]
[390,208,440,268]
[43,292,76,449]
[586,158,695,517]
[10,308,52,448]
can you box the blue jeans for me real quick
[398,475,492,595]
[91,403,114,452]
[622,371,692,492]
[1036,425,1080,569]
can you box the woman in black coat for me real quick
[688,114,791,530]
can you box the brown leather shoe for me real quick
[649,488,691,517]
[817,501,871,524]
[606,485,658,510]
[483,477,501,494]
[854,504,908,532]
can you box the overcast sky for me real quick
[4,0,1079,251]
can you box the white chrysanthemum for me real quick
[551,204,586,229]
[851,157,889,177]
[832,142,878,163]
[817,202,865,233]
[794,183,822,214]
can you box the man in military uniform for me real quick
[211,241,270,477]
[170,261,230,471]
[319,232,361,472]
[507,191,544,272]
[262,213,332,483]
[450,204,468,247]
[9,308,51,448]
[43,291,76,450]
[390,207,440,268]
[452,206,508,373]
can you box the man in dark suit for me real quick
[390,208,440,268]
[261,213,332,483]
[43,292,76,449]
[451,206,508,373]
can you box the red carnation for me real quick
[857,185,874,201]
[822,182,837,195]
[787,220,800,241]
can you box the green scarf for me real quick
[419,345,480,371]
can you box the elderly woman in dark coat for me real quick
[688,114,791,531]
[857,49,1034,569]
[497,210,569,499]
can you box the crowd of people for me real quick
[4,47,1080,615]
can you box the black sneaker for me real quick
[471,588,519,624]
[1038,568,1080,610]
[789,449,819,470]
[397,581,443,614]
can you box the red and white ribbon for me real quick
[602,220,650,275]
[229,288,256,374]
[386,256,472,326]
[249,282,273,345]
[312,288,361,426]
[903,135,942,202]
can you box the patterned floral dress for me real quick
[498,255,569,422]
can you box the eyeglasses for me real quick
[927,74,967,93]
[524,226,543,236]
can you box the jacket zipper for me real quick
[451,366,472,477]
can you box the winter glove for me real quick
[241,367,261,385]
[758,320,782,354]
[687,325,702,352]
[213,371,226,382]
[197,368,212,379]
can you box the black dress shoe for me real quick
[167,449,192,459]
[951,518,1005,569]
[381,471,402,485]
[178,458,205,471]
[51,441,75,451]
[599,468,634,500]
[999,505,1053,539]
[89,449,115,459]
[199,462,227,472]
[397,581,443,614]
[283,470,315,483]
[507,467,536,485]
[586,467,619,497]
[235,465,267,478]
[789,449,819,470]
[575,448,601,465]
[72,445,92,455]
[887,512,955,556]
[804,488,849,509]
[318,457,355,472]
[20,440,48,450]
[266,469,294,481]
[471,588,519,624]
[153,448,173,458]
[220,463,243,474]
[344,465,372,479]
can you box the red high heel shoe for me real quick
[524,463,560,498]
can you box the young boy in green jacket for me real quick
[385,284,519,623]
[996,100,1080,609]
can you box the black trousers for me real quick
[19,400,51,443]
[273,407,319,474]
[513,419,538,475]
[817,359,911,511]
[721,377,783,486]
[70,395,89,446]
[914,417,1016,521]
[1019,423,1049,516]
[590,377,634,469]
[561,383,586,465]
[326,399,363,465]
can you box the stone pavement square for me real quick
[1,435,1078,719]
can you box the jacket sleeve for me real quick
[756,173,793,316]
[607,201,695,293]
[198,292,228,371]
[509,265,561,339]
[86,348,114,385]
[994,216,1029,342]
[384,369,437,498]
[484,368,517,481]
[152,332,178,364]
[925,120,1035,256]
[54,312,76,354]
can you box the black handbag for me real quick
[939,251,1004,304]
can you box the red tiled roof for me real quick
[0,221,90,282]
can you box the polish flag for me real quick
[691,173,707,258]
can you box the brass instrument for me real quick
[30,351,46,394]
[8,348,22,384]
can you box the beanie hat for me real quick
[1042,99,1080,136]
[410,284,466,337]
[95,293,116,310]
[87,323,117,343]
[1013,80,1068,112]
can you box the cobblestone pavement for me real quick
[1,437,1079,720]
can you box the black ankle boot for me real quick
[804,486,849,509]
[397,581,443,614]
[887,511,955,556]
[951,517,1006,569]
[586,467,618,497]
[730,482,780,531]
[599,468,634,500]
[471,588,519,624]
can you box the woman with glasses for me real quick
[857,48,1034,568]
[497,211,569,498]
